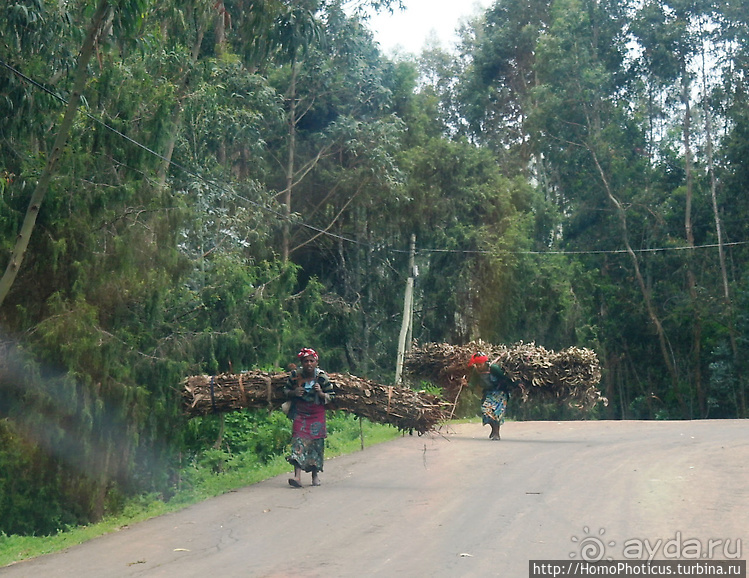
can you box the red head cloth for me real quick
[467,352,489,367]
[297,347,319,361]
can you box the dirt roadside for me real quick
[1,419,747,577]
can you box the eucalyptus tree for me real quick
[235,0,325,261]
[630,0,716,416]
[0,1,80,158]
[255,5,411,375]
[374,1,585,367]
[456,0,550,172]
[149,0,231,186]
[522,0,704,417]
[227,0,403,267]
[0,0,397,536]
[0,0,186,532]
[626,0,749,417]
[0,1,74,302]
[694,4,742,415]
[396,136,547,345]
[0,0,291,533]
[0,0,135,308]
[712,0,749,415]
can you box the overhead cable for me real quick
[2,59,746,258]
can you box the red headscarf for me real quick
[467,352,489,367]
[297,347,319,361]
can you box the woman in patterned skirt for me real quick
[468,352,512,440]
[284,347,334,487]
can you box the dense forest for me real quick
[1,0,748,535]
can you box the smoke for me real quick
[0,333,173,495]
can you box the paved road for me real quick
[2,420,747,577]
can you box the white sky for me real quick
[365,0,494,55]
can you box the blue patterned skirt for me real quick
[481,390,508,426]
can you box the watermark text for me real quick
[531,560,746,577]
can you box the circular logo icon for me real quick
[570,527,616,561]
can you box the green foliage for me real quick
[0,421,69,536]
[415,381,445,400]
[222,410,292,461]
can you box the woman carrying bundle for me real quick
[284,347,335,487]
[467,352,513,440]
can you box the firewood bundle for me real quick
[327,373,449,433]
[404,340,606,410]
[182,371,449,433]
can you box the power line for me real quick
[417,240,749,256]
[3,59,748,259]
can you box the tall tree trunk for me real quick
[699,26,743,416]
[282,61,299,263]
[361,207,372,376]
[214,1,227,57]
[0,0,112,309]
[157,25,206,186]
[589,149,685,414]
[681,60,701,418]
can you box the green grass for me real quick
[0,417,402,568]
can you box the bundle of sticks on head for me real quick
[181,370,450,434]
[403,340,606,410]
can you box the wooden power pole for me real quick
[395,234,416,384]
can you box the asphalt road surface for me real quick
[2,420,747,577]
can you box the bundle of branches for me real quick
[182,371,449,433]
[404,340,606,410]
[328,373,449,433]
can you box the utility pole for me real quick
[395,234,416,385]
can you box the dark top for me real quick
[284,367,335,404]
[475,363,513,396]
